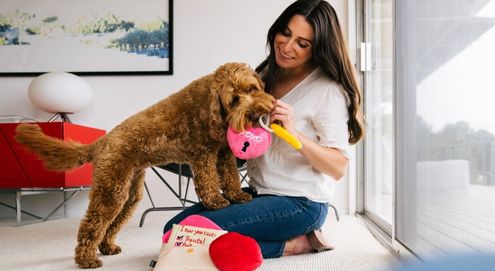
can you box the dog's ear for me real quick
[207,81,226,139]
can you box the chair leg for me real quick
[140,166,201,227]
[177,165,183,201]
[182,177,191,206]
[239,170,249,186]
[144,181,155,208]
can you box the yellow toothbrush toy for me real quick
[259,115,302,150]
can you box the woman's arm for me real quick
[296,133,348,179]
[270,99,348,180]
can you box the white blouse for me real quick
[247,67,350,203]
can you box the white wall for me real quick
[0,0,350,219]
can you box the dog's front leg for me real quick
[217,147,252,203]
[190,154,230,210]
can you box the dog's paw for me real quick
[202,197,231,210]
[225,190,252,203]
[98,243,121,255]
[75,256,102,269]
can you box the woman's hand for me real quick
[270,100,297,135]
[270,100,348,180]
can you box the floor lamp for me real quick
[27,72,93,123]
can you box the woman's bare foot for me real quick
[283,234,314,256]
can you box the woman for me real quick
[164,0,365,258]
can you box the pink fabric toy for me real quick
[162,214,223,243]
[227,115,303,159]
[226,126,272,160]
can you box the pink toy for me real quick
[226,126,272,160]
[227,115,303,159]
[162,214,223,243]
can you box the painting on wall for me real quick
[0,0,173,75]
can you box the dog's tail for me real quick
[15,123,95,171]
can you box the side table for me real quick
[0,122,105,224]
[0,186,90,225]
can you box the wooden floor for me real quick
[417,185,495,257]
[365,184,495,259]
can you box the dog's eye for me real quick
[231,96,240,107]
[248,87,258,93]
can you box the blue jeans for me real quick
[163,188,328,258]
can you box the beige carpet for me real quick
[0,212,398,271]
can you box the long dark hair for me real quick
[256,0,365,144]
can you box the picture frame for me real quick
[0,0,173,76]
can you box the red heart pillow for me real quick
[209,232,263,271]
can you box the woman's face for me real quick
[274,15,314,71]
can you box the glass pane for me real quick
[364,0,394,225]
[396,0,495,258]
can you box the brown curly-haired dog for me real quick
[15,62,274,269]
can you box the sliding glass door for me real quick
[362,0,394,230]
[394,0,495,258]
[362,0,495,258]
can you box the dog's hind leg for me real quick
[74,164,133,269]
[190,154,231,210]
[217,148,252,203]
[98,169,145,255]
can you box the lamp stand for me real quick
[48,113,72,123]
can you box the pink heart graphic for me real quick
[227,126,271,159]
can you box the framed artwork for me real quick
[0,0,173,75]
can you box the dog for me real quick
[15,62,274,269]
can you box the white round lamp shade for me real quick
[28,72,93,113]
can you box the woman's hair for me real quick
[256,0,365,144]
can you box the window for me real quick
[394,0,495,258]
